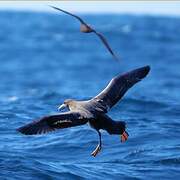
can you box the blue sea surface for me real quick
[0,11,180,179]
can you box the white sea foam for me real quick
[7,96,18,102]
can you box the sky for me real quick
[0,1,180,17]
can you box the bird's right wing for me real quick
[90,66,150,112]
[50,5,86,25]
[93,31,119,61]
[17,111,90,135]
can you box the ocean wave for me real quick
[0,11,180,179]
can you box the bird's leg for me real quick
[91,131,102,157]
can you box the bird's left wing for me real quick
[89,66,150,113]
[93,30,119,61]
[50,5,86,25]
[17,111,89,135]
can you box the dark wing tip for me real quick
[118,65,150,82]
[136,65,151,80]
[143,65,151,75]
[17,117,54,135]
[49,5,59,10]
[17,126,34,135]
[49,5,67,14]
[17,124,37,135]
[142,65,151,78]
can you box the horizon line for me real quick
[0,1,180,17]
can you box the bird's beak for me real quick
[58,103,67,111]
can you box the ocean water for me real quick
[0,10,180,180]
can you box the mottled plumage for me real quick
[17,66,150,156]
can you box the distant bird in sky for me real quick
[17,66,150,157]
[50,5,119,61]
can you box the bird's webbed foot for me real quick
[91,144,102,157]
[121,130,129,142]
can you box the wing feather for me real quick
[17,111,88,135]
[50,6,86,25]
[94,31,119,61]
[91,66,150,112]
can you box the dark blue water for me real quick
[0,11,180,179]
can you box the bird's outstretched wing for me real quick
[91,66,150,112]
[50,6,119,61]
[93,31,119,61]
[50,5,86,25]
[17,111,89,135]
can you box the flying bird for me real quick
[50,5,119,61]
[17,66,150,157]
